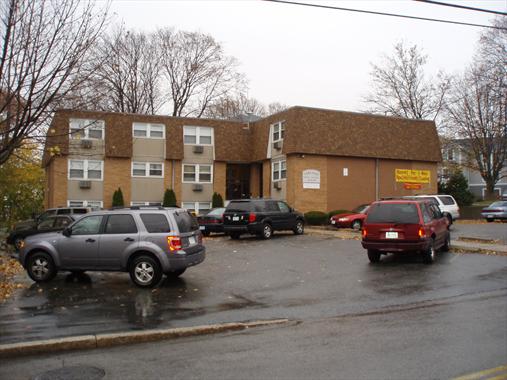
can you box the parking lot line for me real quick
[452,364,507,380]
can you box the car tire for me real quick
[26,251,57,282]
[486,218,494,223]
[230,233,241,240]
[351,220,362,231]
[129,255,162,288]
[422,241,436,264]
[293,220,304,235]
[367,249,381,263]
[262,223,273,239]
[166,268,186,279]
[13,237,24,251]
[441,233,451,252]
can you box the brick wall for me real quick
[213,161,226,200]
[45,157,68,208]
[103,158,131,208]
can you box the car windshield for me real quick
[488,202,507,208]
[353,204,369,214]
[226,201,252,212]
[366,203,420,224]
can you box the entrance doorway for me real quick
[226,164,250,200]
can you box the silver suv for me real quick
[17,207,205,287]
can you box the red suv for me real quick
[361,199,450,264]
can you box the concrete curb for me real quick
[0,318,290,358]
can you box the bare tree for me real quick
[444,18,507,200]
[203,94,266,119]
[0,0,108,165]
[158,29,246,118]
[364,42,450,121]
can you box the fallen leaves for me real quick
[0,255,26,302]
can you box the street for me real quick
[0,232,506,379]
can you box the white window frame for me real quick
[130,201,162,206]
[272,159,287,182]
[67,200,103,208]
[131,162,164,178]
[272,121,285,143]
[182,164,213,183]
[182,201,212,215]
[132,122,165,139]
[68,159,104,181]
[69,119,105,140]
[183,126,214,146]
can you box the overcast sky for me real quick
[109,0,506,113]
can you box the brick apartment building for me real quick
[43,106,442,214]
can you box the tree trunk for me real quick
[484,181,497,200]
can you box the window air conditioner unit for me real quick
[81,139,93,149]
[193,145,204,154]
[273,141,282,150]
[192,184,203,192]
[274,181,282,190]
[79,180,91,189]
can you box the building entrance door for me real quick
[226,164,251,200]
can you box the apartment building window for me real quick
[132,123,165,139]
[70,119,104,140]
[132,162,164,178]
[130,201,162,206]
[272,121,285,142]
[182,202,211,215]
[183,164,213,183]
[67,200,103,208]
[183,126,213,145]
[272,160,287,181]
[68,160,103,180]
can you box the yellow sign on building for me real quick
[395,169,431,184]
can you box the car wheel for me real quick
[486,218,494,223]
[293,220,304,235]
[13,237,24,251]
[262,223,273,239]
[166,268,186,279]
[70,270,85,275]
[230,233,241,240]
[367,249,381,263]
[351,220,362,231]
[202,231,211,237]
[422,241,436,264]
[441,233,451,252]
[129,255,162,288]
[26,251,57,282]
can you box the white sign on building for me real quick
[302,169,320,189]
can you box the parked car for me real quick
[223,199,304,239]
[481,201,507,222]
[7,215,77,251]
[409,195,460,224]
[361,199,450,264]
[17,207,205,288]
[329,204,369,230]
[197,207,226,236]
[13,207,94,232]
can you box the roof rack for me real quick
[108,206,166,211]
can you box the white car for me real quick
[410,195,460,223]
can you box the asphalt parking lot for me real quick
[1,232,506,345]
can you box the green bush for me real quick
[163,188,177,207]
[304,211,328,225]
[328,209,352,218]
[212,192,224,208]
[445,170,474,206]
[112,187,124,207]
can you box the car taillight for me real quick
[167,236,182,251]
[362,228,367,238]
[418,227,426,238]
[249,213,256,223]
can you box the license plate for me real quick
[385,232,398,239]
[189,236,196,245]
[487,214,493,218]
[199,226,205,230]
[232,216,239,221]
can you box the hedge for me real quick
[304,211,328,225]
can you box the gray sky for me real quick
[110,0,506,113]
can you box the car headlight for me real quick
[338,218,348,222]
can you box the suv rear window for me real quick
[366,203,420,224]
[173,211,199,233]
[226,201,252,212]
[438,196,456,205]
[72,208,89,214]
[140,213,170,233]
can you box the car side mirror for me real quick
[62,227,72,237]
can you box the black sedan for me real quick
[7,215,76,251]
[197,207,226,236]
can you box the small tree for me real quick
[112,187,124,207]
[212,192,224,208]
[445,170,474,206]
[163,188,177,207]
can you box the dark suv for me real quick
[223,199,304,239]
[17,207,205,287]
[361,199,450,264]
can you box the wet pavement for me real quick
[1,233,506,345]
[452,221,507,244]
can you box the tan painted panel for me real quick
[68,180,103,201]
[181,183,213,202]
[183,145,214,163]
[131,178,165,202]
[132,138,165,160]
[271,180,287,201]
[68,139,105,158]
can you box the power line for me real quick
[414,0,507,16]
[261,0,507,30]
